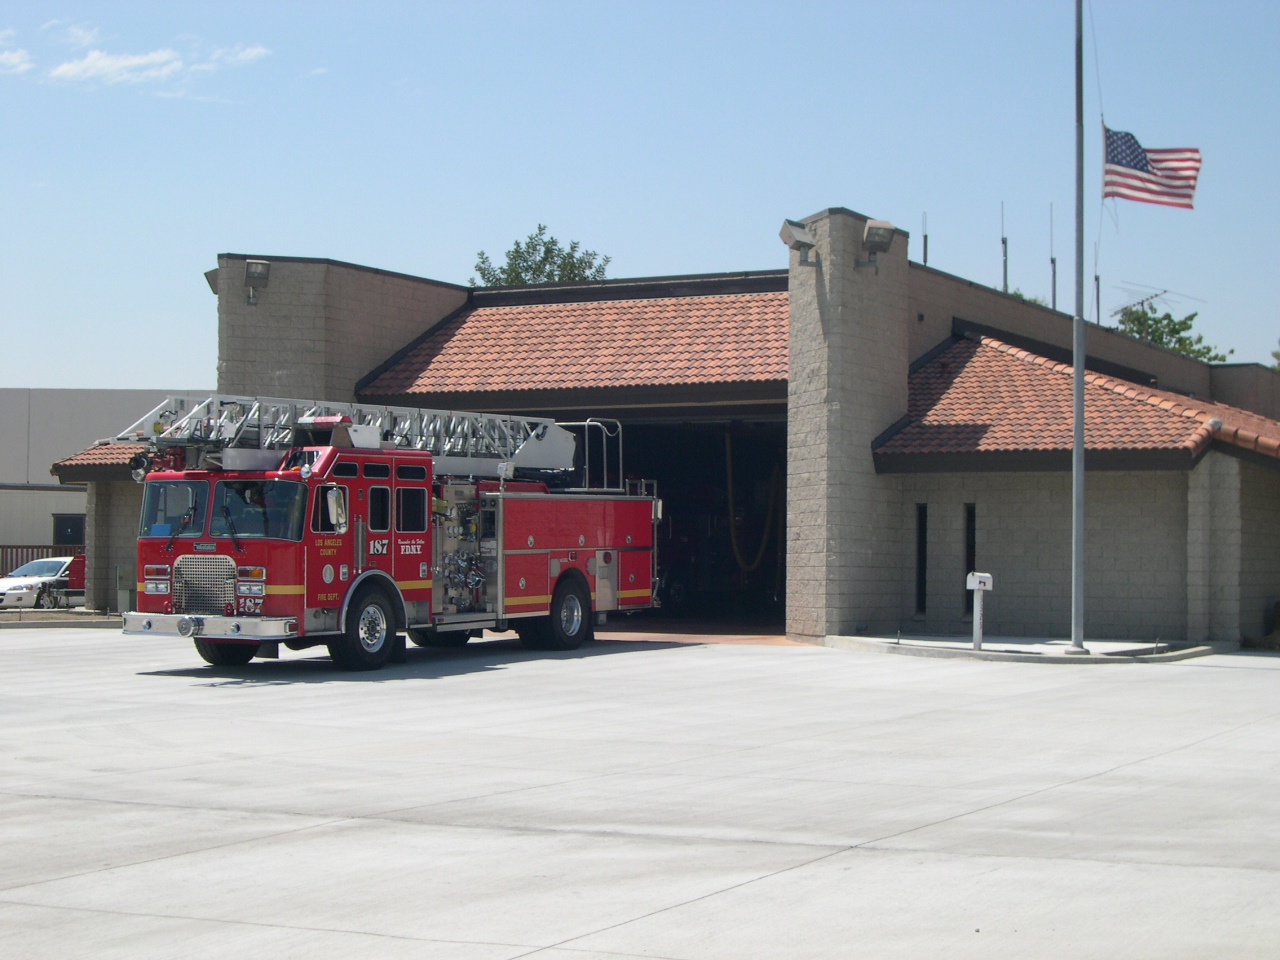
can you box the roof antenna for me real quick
[922,212,928,265]
[1001,201,1008,293]
[1050,203,1057,310]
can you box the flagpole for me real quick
[1070,0,1088,653]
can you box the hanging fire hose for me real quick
[725,432,780,573]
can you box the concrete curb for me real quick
[0,620,122,631]
[824,634,1225,664]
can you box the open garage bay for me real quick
[3,628,1280,958]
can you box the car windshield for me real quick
[209,480,308,541]
[139,481,209,538]
[7,559,66,578]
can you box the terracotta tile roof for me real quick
[876,335,1280,462]
[362,292,789,396]
[53,442,146,469]
[50,442,146,484]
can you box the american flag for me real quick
[1103,126,1202,209]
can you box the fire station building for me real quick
[55,206,1280,645]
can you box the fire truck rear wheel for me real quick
[193,639,257,666]
[330,588,395,670]
[542,577,594,651]
[408,628,469,648]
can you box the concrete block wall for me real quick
[907,264,1213,398]
[1239,459,1280,638]
[217,260,329,398]
[901,471,1188,640]
[216,257,467,401]
[84,480,145,612]
[786,208,909,639]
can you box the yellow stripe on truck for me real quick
[617,588,652,599]
[504,595,551,607]
[395,579,433,591]
[265,584,306,595]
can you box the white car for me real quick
[0,557,77,609]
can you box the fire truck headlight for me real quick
[144,564,171,579]
[144,581,171,595]
[237,582,265,597]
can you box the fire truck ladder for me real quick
[113,395,578,478]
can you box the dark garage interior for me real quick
[620,421,785,626]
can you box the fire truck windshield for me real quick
[139,481,209,539]
[208,480,308,542]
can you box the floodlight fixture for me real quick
[855,219,897,271]
[204,268,219,295]
[244,259,270,305]
[779,219,817,265]
[862,220,896,254]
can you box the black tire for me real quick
[34,588,57,610]
[516,617,551,650]
[541,577,594,651]
[194,639,257,666]
[329,588,396,671]
[408,627,470,648]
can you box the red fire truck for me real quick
[114,397,659,670]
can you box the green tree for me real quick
[1010,288,1048,307]
[1115,302,1232,363]
[472,225,610,286]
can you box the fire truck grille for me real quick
[173,555,236,615]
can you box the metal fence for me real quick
[0,545,84,575]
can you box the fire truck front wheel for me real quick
[329,588,396,671]
[193,639,257,666]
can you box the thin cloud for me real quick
[50,48,182,84]
[0,28,14,44]
[191,43,270,72]
[0,48,33,74]
[64,24,100,47]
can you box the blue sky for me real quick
[1,1,1276,389]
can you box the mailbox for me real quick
[967,572,992,650]
[966,572,993,591]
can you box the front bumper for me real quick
[123,612,299,642]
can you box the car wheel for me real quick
[34,589,57,609]
[194,639,257,666]
[329,588,395,670]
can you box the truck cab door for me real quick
[306,482,353,609]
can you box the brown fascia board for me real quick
[216,254,471,292]
[50,463,133,484]
[358,380,787,419]
[873,447,1202,474]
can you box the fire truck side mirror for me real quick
[327,487,349,534]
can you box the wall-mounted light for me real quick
[204,268,219,295]
[779,219,818,266]
[856,220,896,271]
[244,259,270,305]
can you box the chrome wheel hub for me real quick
[559,594,583,637]
[358,604,387,652]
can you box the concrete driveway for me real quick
[2,627,1279,958]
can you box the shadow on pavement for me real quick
[138,636,693,685]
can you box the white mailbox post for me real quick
[967,572,993,650]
